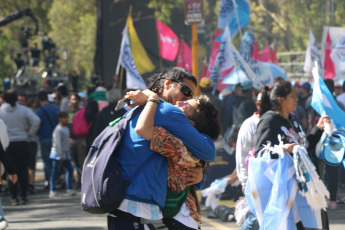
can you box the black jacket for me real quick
[255,111,323,158]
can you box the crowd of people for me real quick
[0,66,344,230]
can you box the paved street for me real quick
[1,161,344,230]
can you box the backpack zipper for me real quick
[91,156,101,207]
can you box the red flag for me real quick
[324,30,336,79]
[156,19,179,61]
[252,41,260,60]
[270,49,278,64]
[259,44,272,62]
[206,29,223,77]
[200,59,207,79]
[177,39,192,71]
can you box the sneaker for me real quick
[66,189,76,196]
[20,197,28,205]
[28,185,36,194]
[10,198,19,206]
[44,181,49,190]
[49,191,60,198]
[0,217,8,230]
[329,201,337,209]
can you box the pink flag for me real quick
[252,41,260,60]
[156,19,179,61]
[270,49,278,64]
[324,30,336,79]
[177,39,192,71]
[200,59,207,79]
[259,44,272,62]
[206,29,223,77]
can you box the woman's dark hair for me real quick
[260,80,293,113]
[148,67,197,94]
[2,91,17,107]
[189,95,221,140]
[258,87,271,117]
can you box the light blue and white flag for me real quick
[229,43,270,89]
[240,28,256,62]
[209,26,235,91]
[218,0,250,38]
[311,65,345,130]
[223,28,274,87]
[330,33,345,75]
[304,28,323,76]
[245,152,323,230]
[119,26,147,90]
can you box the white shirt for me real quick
[236,113,260,186]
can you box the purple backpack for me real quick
[81,106,151,214]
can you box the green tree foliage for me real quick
[0,0,52,80]
[149,0,345,56]
[48,0,96,78]
[0,32,12,78]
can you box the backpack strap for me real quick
[39,106,55,130]
[111,105,153,182]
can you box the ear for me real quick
[164,78,172,90]
[189,119,195,127]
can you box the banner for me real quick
[209,25,235,91]
[119,26,147,90]
[240,28,256,61]
[330,33,345,75]
[206,29,223,78]
[253,41,260,60]
[311,65,345,130]
[200,59,207,79]
[156,19,179,61]
[217,0,250,38]
[177,39,192,71]
[324,30,336,79]
[126,14,155,74]
[259,45,272,63]
[304,28,323,76]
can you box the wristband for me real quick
[147,98,160,104]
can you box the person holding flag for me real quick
[251,80,330,229]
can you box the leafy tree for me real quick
[48,0,96,79]
[0,32,12,80]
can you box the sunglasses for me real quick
[171,79,194,98]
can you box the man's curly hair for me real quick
[148,67,197,94]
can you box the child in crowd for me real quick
[49,111,75,197]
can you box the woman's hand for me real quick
[184,166,203,186]
[282,143,298,153]
[124,90,158,107]
[316,115,330,130]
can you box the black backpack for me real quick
[81,106,152,214]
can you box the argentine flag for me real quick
[311,66,345,130]
[119,26,147,90]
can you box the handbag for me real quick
[318,131,345,167]
[162,186,191,218]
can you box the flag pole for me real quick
[232,0,243,39]
[192,24,200,96]
[155,19,163,70]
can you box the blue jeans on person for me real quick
[50,159,74,191]
[241,213,259,230]
[40,139,52,181]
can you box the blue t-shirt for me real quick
[35,103,60,141]
[116,102,216,208]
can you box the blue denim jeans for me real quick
[50,159,74,191]
[241,213,259,230]
[40,139,52,181]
